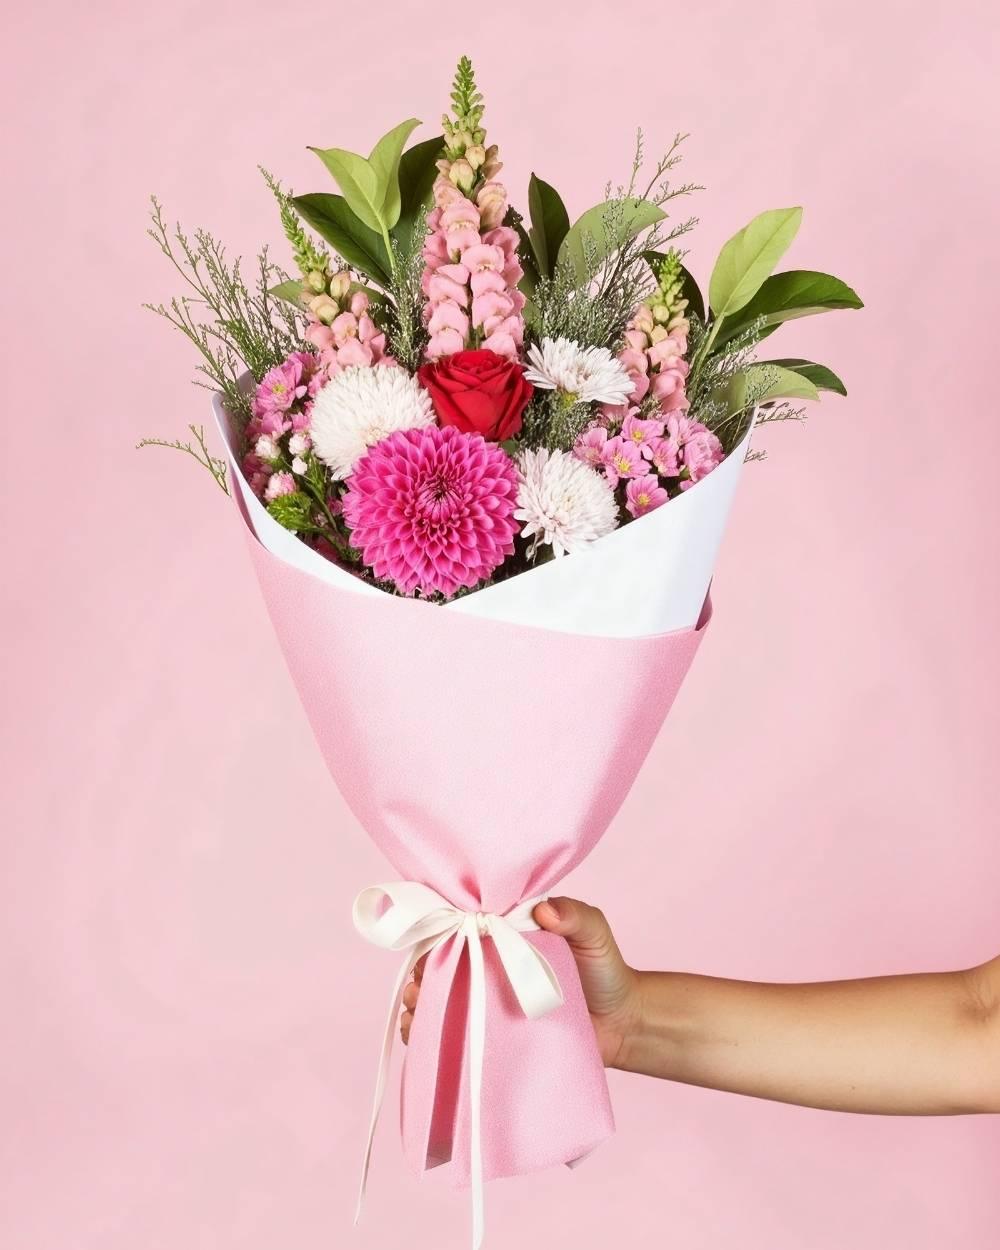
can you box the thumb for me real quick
[534,896,618,958]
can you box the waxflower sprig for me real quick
[143,56,862,600]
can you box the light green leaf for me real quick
[290,193,392,288]
[368,117,421,229]
[308,145,384,233]
[713,269,863,348]
[268,279,305,307]
[749,362,820,403]
[763,358,847,396]
[558,197,665,285]
[393,134,445,249]
[266,490,313,533]
[642,250,705,322]
[527,173,570,278]
[708,207,803,322]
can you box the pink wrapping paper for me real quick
[235,502,711,1185]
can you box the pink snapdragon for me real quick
[421,192,526,360]
[305,285,394,377]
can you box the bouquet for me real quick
[144,56,860,1246]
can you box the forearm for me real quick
[617,959,1000,1115]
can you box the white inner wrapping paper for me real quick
[213,392,753,639]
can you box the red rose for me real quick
[417,349,533,442]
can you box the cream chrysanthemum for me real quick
[310,365,435,480]
[514,447,619,558]
[523,336,633,407]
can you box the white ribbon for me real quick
[352,881,564,1249]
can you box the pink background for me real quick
[3,1,999,1247]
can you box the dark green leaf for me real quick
[527,173,570,278]
[713,269,864,349]
[763,358,848,396]
[642,250,706,322]
[512,218,539,298]
[392,134,445,250]
[291,193,392,288]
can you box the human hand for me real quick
[400,896,641,1068]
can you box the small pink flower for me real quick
[680,429,724,488]
[573,425,609,467]
[646,435,681,478]
[440,197,481,256]
[625,474,669,517]
[264,471,296,502]
[621,411,665,454]
[602,435,645,485]
[242,452,272,498]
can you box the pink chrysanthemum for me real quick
[342,425,519,599]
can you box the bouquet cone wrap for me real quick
[214,395,750,1194]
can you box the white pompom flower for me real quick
[514,447,619,558]
[310,365,435,480]
[523,336,633,407]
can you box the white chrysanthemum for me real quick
[514,447,619,558]
[310,366,435,479]
[523,336,633,406]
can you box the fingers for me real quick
[401,962,425,1045]
[534,896,615,954]
[400,1009,412,1045]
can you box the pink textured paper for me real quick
[243,522,708,1182]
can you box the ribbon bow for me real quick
[352,880,565,1248]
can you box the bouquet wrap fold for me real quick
[215,396,749,1188]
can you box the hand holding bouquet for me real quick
[144,56,861,1246]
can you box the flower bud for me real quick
[651,302,671,325]
[328,271,351,301]
[309,294,338,324]
[291,456,308,476]
[449,158,476,193]
[466,144,487,170]
[306,270,327,294]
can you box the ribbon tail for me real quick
[465,920,486,1250]
[355,935,435,1225]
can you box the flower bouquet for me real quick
[144,56,861,1246]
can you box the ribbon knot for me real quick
[352,881,565,1249]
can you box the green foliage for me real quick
[713,269,863,349]
[763,358,848,396]
[708,207,803,321]
[266,490,314,532]
[269,278,305,307]
[136,424,229,494]
[290,192,392,287]
[527,174,570,278]
[643,250,705,321]
[259,167,328,278]
[443,56,485,154]
[558,197,665,286]
[393,135,446,250]
[144,197,305,424]
[308,118,421,267]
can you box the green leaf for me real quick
[268,279,305,307]
[713,269,863,348]
[368,117,421,229]
[290,193,392,288]
[748,362,820,403]
[527,173,570,278]
[642,250,706,322]
[266,491,313,533]
[512,218,539,298]
[393,134,445,249]
[763,358,847,396]
[308,145,384,233]
[708,207,803,322]
[558,198,665,286]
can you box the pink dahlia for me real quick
[342,425,519,599]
